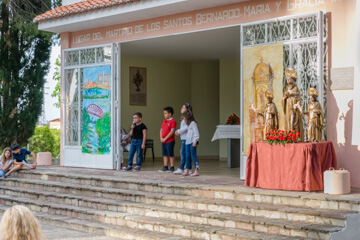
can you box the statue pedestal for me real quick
[212,125,241,168]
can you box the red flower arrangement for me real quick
[226,113,240,125]
[266,129,301,145]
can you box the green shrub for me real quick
[29,126,55,157]
[50,129,60,158]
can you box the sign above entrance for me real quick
[67,0,339,49]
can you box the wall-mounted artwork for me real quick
[243,43,284,155]
[82,66,111,155]
[129,67,146,106]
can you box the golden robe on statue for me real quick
[252,91,279,140]
[306,102,323,142]
[282,68,304,141]
[302,88,324,142]
[259,103,279,139]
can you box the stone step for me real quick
[0,205,192,240]
[0,194,341,239]
[0,205,297,240]
[0,184,350,228]
[12,170,360,212]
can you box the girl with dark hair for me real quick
[174,103,193,174]
[182,111,200,177]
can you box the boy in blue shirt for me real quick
[5,143,37,177]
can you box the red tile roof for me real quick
[49,118,61,122]
[34,0,141,23]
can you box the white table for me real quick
[212,125,241,168]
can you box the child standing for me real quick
[174,103,192,174]
[0,147,14,178]
[159,106,176,172]
[182,111,200,177]
[124,112,147,171]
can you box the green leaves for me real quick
[51,56,61,108]
[0,0,54,148]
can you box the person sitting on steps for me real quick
[0,147,14,179]
[5,143,37,177]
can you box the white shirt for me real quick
[176,120,188,140]
[185,121,200,145]
[0,156,13,167]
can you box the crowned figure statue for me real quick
[282,68,304,141]
[251,90,279,140]
[297,88,324,142]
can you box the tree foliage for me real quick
[0,0,58,148]
[51,56,61,108]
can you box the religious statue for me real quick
[296,88,324,142]
[282,68,304,141]
[251,90,279,140]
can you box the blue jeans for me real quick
[179,140,186,170]
[128,139,143,166]
[185,143,199,170]
[0,170,5,177]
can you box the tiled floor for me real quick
[136,157,241,177]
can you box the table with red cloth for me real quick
[244,141,337,191]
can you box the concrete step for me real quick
[0,193,342,239]
[0,184,350,227]
[12,170,360,212]
[0,205,191,240]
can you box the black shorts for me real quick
[162,141,175,157]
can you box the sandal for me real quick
[181,172,190,176]
[190,173,199,177]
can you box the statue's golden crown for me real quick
[285,68,297,80]
[308,88,318,97]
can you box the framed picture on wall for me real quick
[129,66,147,106]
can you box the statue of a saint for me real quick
[251,90,279,140]
[298,88,324,142]
[282,68,304,141]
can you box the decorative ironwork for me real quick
[96,46,112,63]
[64,50,79,66]
[292,42,318,110]
[268,20,291,43]
[80,48,95,64]
[292,15,318,39]
[65,69,79,146]
[243,24,266,46]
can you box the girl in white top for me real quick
[0,147,14,178]
[174,103,193,174]
[182,111,200,177]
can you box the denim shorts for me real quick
[162,141,175,157]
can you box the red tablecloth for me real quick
[245,141,337,191]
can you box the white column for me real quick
[352,0,360,145]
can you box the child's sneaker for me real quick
[124,166,132,171]
[159,166,169,172]
[168,167,175,173]
[134,166,141,171]
[173,168,183,174]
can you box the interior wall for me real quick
[121,55,191,159]
[121,56,220,159]
[190,61,220,157]
[219,58,240,159]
